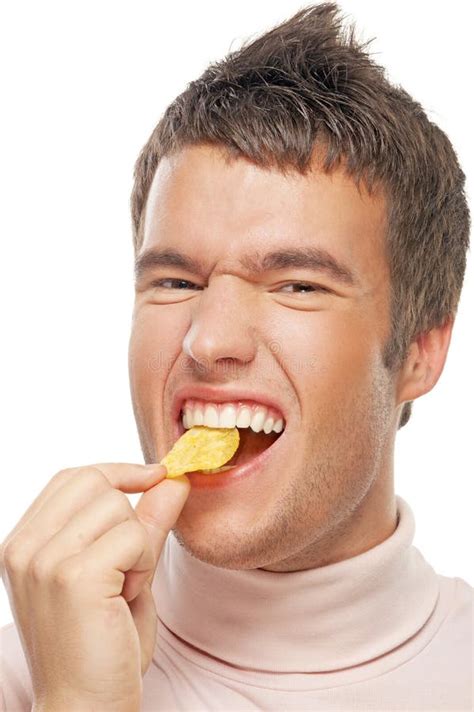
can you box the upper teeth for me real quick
[181,400,285,434]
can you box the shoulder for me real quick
[0,621,33,712]
[448,575,473,636]
[447,575,473,625]
[434,575,473,696]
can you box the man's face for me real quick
[129,143,397,570]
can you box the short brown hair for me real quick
[130,2,470,429]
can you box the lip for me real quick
[171,384,288,428]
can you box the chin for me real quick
[171,523,277,571]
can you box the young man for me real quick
[1,3,472,710]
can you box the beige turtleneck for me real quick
[1,495,472,710]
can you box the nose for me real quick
[182,275,257,375]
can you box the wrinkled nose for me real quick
[182,276,257,375]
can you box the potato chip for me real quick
[161,426,240,478]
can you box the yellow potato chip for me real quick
[161,426,240,478]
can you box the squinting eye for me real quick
[278,282,329,294]
[150,279,202,290]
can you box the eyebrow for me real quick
[134,246,359,287]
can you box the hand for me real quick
[0,462,190,712]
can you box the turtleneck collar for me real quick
[152,495,440,673]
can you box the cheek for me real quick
[273,310,381,414]
[128,306,187,401]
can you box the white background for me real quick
[0,1,472,627]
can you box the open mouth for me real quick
[222,427,282,469]
[175,399,286,474]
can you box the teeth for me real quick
[184,406,193,429]
[250,408,267,433]
[180,400,285,434]
[273,418,284,433]
[193,404,204,425]
[200,465,236,474]
[235,406,252,428]
[263,416,275,434]
[219,405,237,428]
[203,403,219,427]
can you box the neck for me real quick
[260,467,397,572]
[152,494,440,673]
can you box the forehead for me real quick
[142,144,388,284]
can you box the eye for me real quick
[149,278,202,291]
[277,282,329,294]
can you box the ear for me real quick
[395,317,455,407]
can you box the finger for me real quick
[4,462,165,545]
[1,465,85,553]
[84,462,167,493]
[61,519,156,601]
[26,488,137,575]
[1,464,166,571]
[134,475,191,583]
[3,470,118,564]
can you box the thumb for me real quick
[134,474,191,582]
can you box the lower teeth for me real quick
[199,465,237,474]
